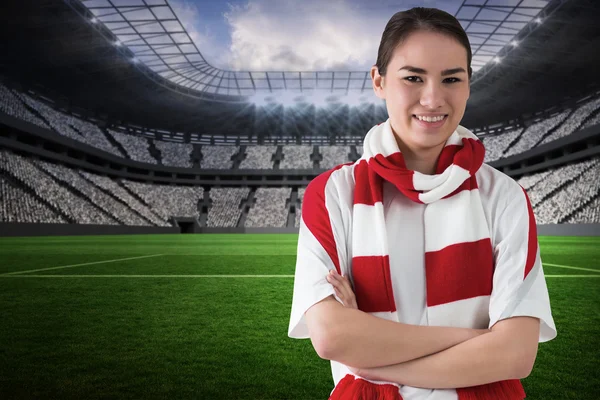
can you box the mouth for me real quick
[412,114,448,128]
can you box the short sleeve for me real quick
[488,185,557,342]
[288,168,349,339]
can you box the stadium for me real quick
[0,0,598,398]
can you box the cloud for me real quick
[169,0,232,69]
[169,0,460,72]
[223,0,388,71]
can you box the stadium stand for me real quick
[1,78,600,229]
[121,179,203,220]
[0,148,599,227]
[2,82,599,169]
[319,145,351,169]
[17,93,85,142]
[239,146,277,169]
[527,158,598,208]
[200,146,238,169]
[245,187,291,227]
[106,129,157,164]
[539,97,600,145]
[0,82,49,129]
[155,141,194,168]
[534,157,600,224]
[295,187,306,228]
[582,111,600,129]
[482,128,524,163]
[0,174,67,223]
[517,170,554,190]
[280,145,314,169]
[503,110,571,158]
[206,187,249,227]
[37,160,151,226]
[567,196,600,224]
[80,172,170,227]
[15,92,121,157]
[67,117,123,157]
[0,150,118,225]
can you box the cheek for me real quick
[388,88,414,114]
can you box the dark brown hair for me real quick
[376,7,472,79]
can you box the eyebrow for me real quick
[398,66,467,76]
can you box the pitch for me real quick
[0,234,598,399]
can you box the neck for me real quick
[393,136,444,175]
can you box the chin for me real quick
[410,129,452,146]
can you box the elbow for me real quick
[514,355,536,379]
[511,344,538,379]
[311,325,339,360]
[305,295,345,360]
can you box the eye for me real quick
[404,76,423,83]
[444,77,461,84]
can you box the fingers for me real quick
[326,269,358,309]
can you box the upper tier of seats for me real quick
[1,82,599,170]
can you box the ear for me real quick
[371,65,386,100]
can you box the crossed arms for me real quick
[305,293,540,389]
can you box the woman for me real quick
[288,6,556,400]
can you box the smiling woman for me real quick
[288,6,557,400]
[371,26,471,175]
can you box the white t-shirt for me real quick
[288,162,557,400]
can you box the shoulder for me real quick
[476,164,537,248]
[304,162,357,206]
[476,163,527,203]
[475,163,534,237]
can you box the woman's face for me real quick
[371,30,470,153]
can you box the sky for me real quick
[168,0,463,71]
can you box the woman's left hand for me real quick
[326,269,358,309]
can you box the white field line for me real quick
[0,254,165,276]
[1,258,597,278]
[0,274,598,279]
[0,274,295,278]
[543,263,600,273]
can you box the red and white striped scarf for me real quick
[330,120,525,399]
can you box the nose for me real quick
[419,81,446,109]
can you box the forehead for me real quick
[389,30,468,72]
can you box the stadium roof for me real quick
[77,0,553,101]
[0,0,599,137]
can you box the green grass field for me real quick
[0,234,598,399]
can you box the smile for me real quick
[412,115,448,128]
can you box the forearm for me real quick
[360,330,522,389]
[314,300,487,369]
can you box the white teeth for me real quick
[416,115,445,122]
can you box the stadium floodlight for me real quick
[132,57,139,64]
[90,17,98,24]
[534,17,543,24]
[114,40,122,47]
[278,92,304,107]
[511,40,519,47]
[493,57,501,63]
[345,95,379,108]
[248,94,274,107]
[306,92,333,108]
[345,95,364,108]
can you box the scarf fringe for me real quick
[329,374,403,400]
[329,375,525,399]
[457,379,525,400]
